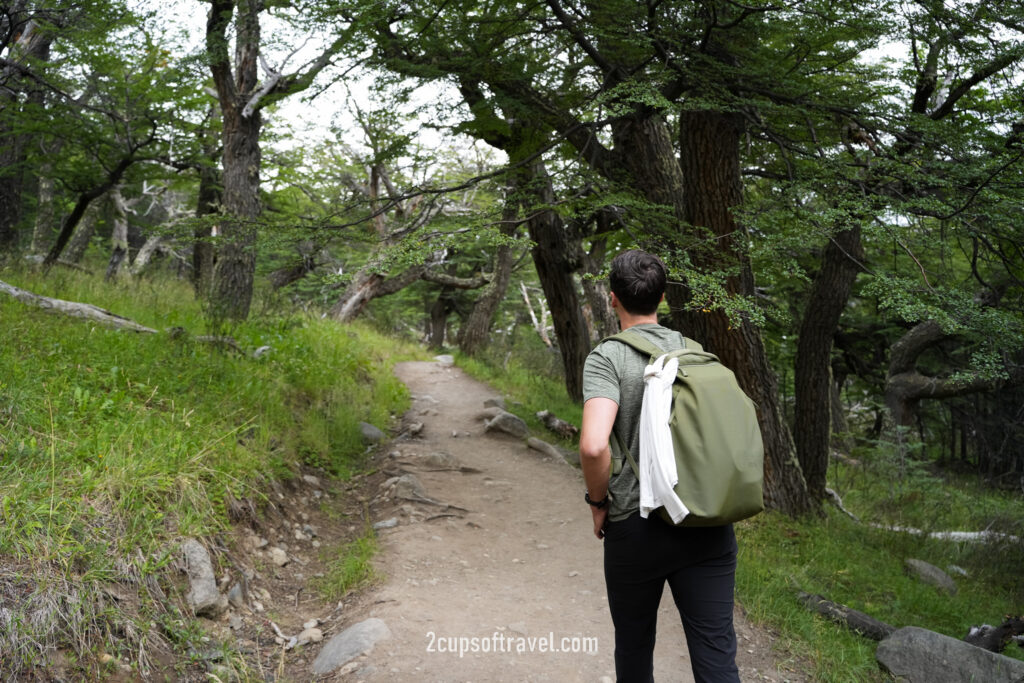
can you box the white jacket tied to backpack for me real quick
[638,354,690,524]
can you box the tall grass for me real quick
[0,267,418,674]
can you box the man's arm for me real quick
[580,397,618,539]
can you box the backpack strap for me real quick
[602,327,688,483]
[602,328,703,359]
[612,429,643,483]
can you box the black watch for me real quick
[585,491,609,509]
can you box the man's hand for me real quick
[591,505,608,540]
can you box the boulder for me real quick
[421,451,461,468]
[434,354,455,367]
[904,558,957,595]
[181,539,227,618]
[484,411,528,439]
[359,422,385,444]
[393,474,427,499]
[876,626,1024,682]
[483,397,506,410]
[527,437,579,466]
[310,618,392,675]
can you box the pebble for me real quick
[297,627,324,646]
[568,571,579,577]
[270,547,289,566]
[227,583,244,608]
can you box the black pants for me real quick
[603,512,740,683]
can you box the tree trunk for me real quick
[209,105,260,321]
[426,287,454,349]
[794,226,864,500]
[580,232,617,341]
[0,125,28,254]
[521,160,591,402]
[457,197,519,355]
[130,236,163,276]
[0,29,52,255]
[192,108,222,297]
[830,375,854,455]
[30,174,56,255]
[206,0,262,322]
[330,264,428,322]
[105,187,129,281]
[65,203,100,264]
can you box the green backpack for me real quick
[606,329,765,527]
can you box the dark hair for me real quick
[609,250,667,315]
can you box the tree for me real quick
[0,2,67,253]
[202,0,349,321]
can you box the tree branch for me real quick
[420,270,490,289]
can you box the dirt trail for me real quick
[334,359,807,682]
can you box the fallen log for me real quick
[798,592,896,641]
[866,523,1020,545]
[536,410,579,439]
[4,280,251,355]
[964,617,1024,653]
[1,278,157,333]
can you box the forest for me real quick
[1,0,1023,680]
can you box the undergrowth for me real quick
[0,266,418,677]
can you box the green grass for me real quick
[736,460,1024,682]
[313,523,380,601]
[0,266,419,675]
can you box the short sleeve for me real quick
[583,344,620,405]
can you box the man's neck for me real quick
[618,312,659,331]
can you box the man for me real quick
[580,249,740,683]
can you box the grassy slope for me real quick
[0,268,420,674]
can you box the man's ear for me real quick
[609,292,619,308]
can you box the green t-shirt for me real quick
[582,324,686,521]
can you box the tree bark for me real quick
[105,187,129,281]
[130,236,164,276]
[521,160,591,402]
[580,231,617,341]
[330,264,428,322]
[204,0,346,320]
[29,174,55,255]
[206,0,261,321]
[193,109,222,297]
[426,286,454,349]
[64,202,99,264]
[794,226,864,500]
[457,200,519,356]
[0,25,52,254]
